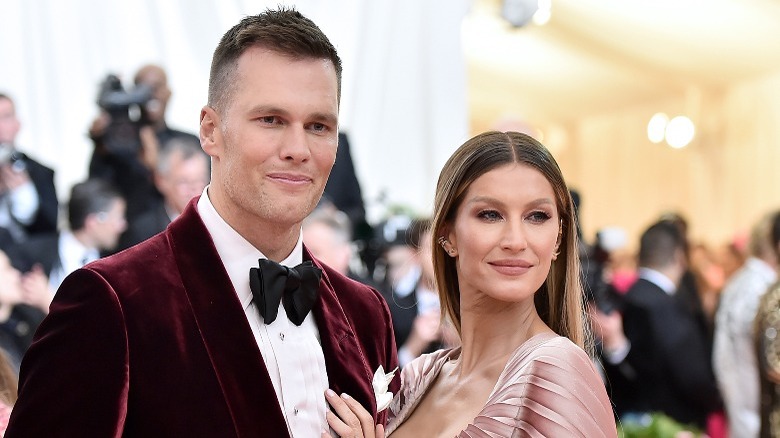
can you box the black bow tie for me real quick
[249,259,322,326]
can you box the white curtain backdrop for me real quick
[0,0,469,222]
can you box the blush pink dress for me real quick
[385,332,617,437]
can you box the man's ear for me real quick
[200,106,221,157]
[674,247,688,270]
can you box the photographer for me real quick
[88,64,198,222]
[0,93,58,243]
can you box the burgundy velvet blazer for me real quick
[7,199,400,437]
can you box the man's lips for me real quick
[267,172,313,185]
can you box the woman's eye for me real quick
[477,210,503,221]
[527,211,552,223]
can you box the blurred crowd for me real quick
[0,64,211,426]
[2,62,780,438]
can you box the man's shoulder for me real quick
[624,279,668,307]
[91,231,173,275]
[17,152,54,176]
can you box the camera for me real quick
[0,143,26,173]
[96,74,153,154]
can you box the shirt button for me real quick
[279,332,285,341]
[294,408,299,416]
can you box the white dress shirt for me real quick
[713,257,777,438]
[49,231,100,290]
[637,267,677,295]
[197,188,329,437]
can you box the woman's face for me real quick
[446,163,560,307]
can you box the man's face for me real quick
[0,98,21,145]
[157,151,210,214]
[91,199,128,251]
[202,47,339,233]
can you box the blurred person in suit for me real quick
[0,93,59,242]
[15,179,127,313]
[713,211,778,438]
[598,220,721,428]
[377,218,448,367]
[753,210,780,438]
[323,132,369,239]
[88,65,199,222]
[660,213,715,347]
[6,8,398,437]
[117,136,209,250]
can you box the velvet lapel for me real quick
[305,247,378,418]
[168,200,289,437]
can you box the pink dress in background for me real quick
[386,332,617,437]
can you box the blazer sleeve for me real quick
[6,268,130,437]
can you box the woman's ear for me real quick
[440,226,458,257]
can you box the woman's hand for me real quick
[322,389,385,438]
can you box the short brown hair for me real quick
[208,7,342,114]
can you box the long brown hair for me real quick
[431,131,590,350]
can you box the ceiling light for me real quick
[647,113,668,144]
[533,0,552,25]
[665,116,695,149]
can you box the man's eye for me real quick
[310,123,327,132]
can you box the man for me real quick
[377,218,444,367]
[0,93,59,241]
[713,212,779,437]
[15,179,127,311]
[7,8,398,437]
[598,220,721,428]
[303,207,356,278]
[117,136,209,250]
[89,64,199,221]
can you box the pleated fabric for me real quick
[386,332,617,437]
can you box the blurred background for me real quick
[2,0,780,249]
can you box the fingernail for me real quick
[326,389,336,397]
[341,393,351,400]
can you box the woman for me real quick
[325,131,616,437]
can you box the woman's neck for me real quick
[454,299,550,376]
